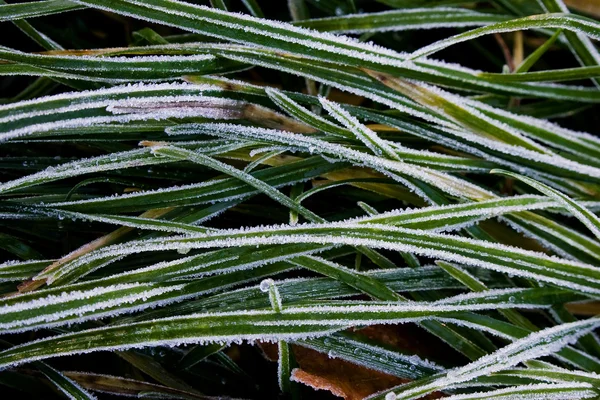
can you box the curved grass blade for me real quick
[23,156,343,213]
[407,13,600,61]
[298,332,444,380]
[265,87,349,138]
[295,8,509,33]
[167,123,495,200]
[0,46,245,82]
[41,222,600,296]
[151,145,323,223]
[439,383,597,400]
[43,194,557,236]
[0,290,578,371]
[479,65,600,82]
[289,255,401,301]
[493,169,600,241]
[539,0,600,87]
[0,259,54,282]
[0,0,84,22]
[64,371,215,400]
[320,97,400,160]
[372,317,600,400]
[0,139,248,194]
[436,261,538,331]
[365,74,600,177]
[0,259,301,334]
[516,29,563,73]
[69,0,600,101]
[492,363,600,386]
[3,262,471,334]
[36,362,98,400]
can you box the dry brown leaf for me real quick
[259,324,449,399]
[291,345,407,400]
[291,369,348,399]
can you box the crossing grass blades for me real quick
[1,0,600,399]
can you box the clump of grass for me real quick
[0,0,600,399]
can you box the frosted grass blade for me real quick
[0,259,54,282]
[32,156,343,213]
[42,222,600,296]
[265,87,349,138]
[494,169,600,241]
[479,65,600,82]
[151,145,323,223]
[168,123,495,200]
[69,0,600,100]
[320,97,400,160]
[373,317,600,399]
[407,13,600,61]
[289,255,401,301]
[365,75,600,179]
[0,0,64,52]
[539,0,600,86]
[0,46,244,83]
[36,362,98,400]
[0,260,301,333]
[0,291,578,370]
[439,383,597,400]
[295,8,510,33]
[0,0,84,22]
[298,332,444,380]
[0,139,249,194]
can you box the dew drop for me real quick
[259,279,274,293]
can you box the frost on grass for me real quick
[2,2,600,398]
[0,282,188,334]
[0,82,221,123]
[0,294,573,370]
[320,97,400,160]
[407,13,600,61]
[439,383,597,400]
[0,82,231,141]
[168,123,495,200]
[40,220,600,297]
[300,333,444,380]
[378,317,600,400]
[297,8,509,34]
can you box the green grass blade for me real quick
[68,1,600,100]
[294,8,510,33]
[152,145,323,223]
[539,0,600,86]
[36,362,97,400]
[374,317,600,399]
[0,0,84,22]
[0,290,580,370]
[516,29,563,73]
[41,222,600,296]
[440,383,597,400]
[493,169,600,241]
[407,13,600,61]
[479,65,600,82]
